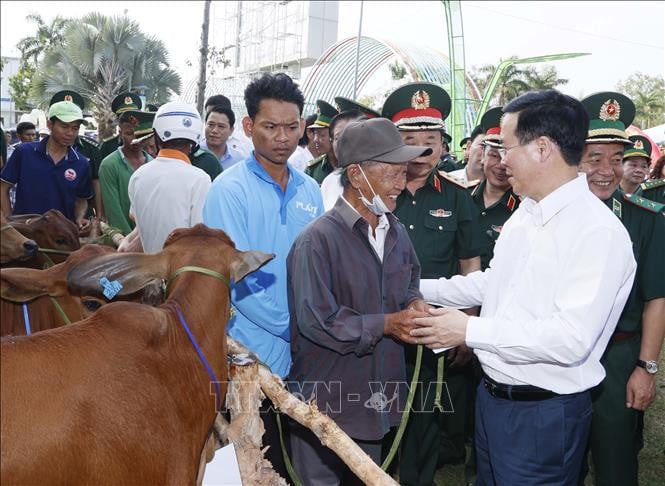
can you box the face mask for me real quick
[357,166,391,216]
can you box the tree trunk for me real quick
[196,0,212,116]
[227,338,398,486]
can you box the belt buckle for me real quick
[484,378,499,398]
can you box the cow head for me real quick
[67,225,274,299]
[9,210,81,254]
[1,215,39,264]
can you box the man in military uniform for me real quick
[620,135,651,195]
[470,107,520,270]
[579,92,665,486]
[304,100,339,184]
[383,82,482,486]
[437,131,461,172]
[631,140,665,206]
[49,90,103,219]
[448,121,487,188]
[98,92,143,162]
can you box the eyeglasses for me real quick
[498,143,522,160]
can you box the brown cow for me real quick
[1,225,273,485]
[1,245,118,336]
[6,209,80,266]
[0,214,38,264]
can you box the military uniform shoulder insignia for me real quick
[307,155,325,167]
[438,170,469,189]
[623,193,665,213]
[640,178,665,191]
[506,194,518,212]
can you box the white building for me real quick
[182,0,339,117]
[1,56,20,128]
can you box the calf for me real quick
[1,225,272,485]
[0,214,38,264]
[7,209,80,266]
[1,245,117,336]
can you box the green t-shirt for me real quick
[605,189,665,332]
[305,154,334,185]
[470,180,520,270]
[394,170,482,279]
[99,147,153,235]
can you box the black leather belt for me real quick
[483,374,558,401]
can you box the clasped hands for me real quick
[384,299,470,351]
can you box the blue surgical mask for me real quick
[358,166,391,216]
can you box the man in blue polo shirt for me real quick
[203,72,322,479]
[1,101,93,233]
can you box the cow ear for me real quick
[229,250,274,283]
[0,267,66,302]
[67,253,168,299]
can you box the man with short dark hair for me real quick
[412,90,637,484]
[1,101,93,234]
[578,92,665,486]
[449,125,485,185]
[15,122,37,143]
[203,73,323,479]
[204,94,252,157]
[288,117,432,484]
[201,105,244,171]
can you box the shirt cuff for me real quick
[465,316,493,352]
[357,313,385,356]
[419,279,440,302]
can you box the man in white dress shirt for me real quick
[409,90,636,485]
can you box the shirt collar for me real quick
[36,136,80,162]
[157,148,191,164]
[520,173,587,226]
[246,152,304,188]
[335,195,394,231]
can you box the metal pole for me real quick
[352,0,364,100]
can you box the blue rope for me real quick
[174,305,222,411]
[22,303,32,336]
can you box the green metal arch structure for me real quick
[301,35,481,140]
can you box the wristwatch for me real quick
[636,359,658,374]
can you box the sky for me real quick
[1,0,663,100]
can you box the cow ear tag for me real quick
[99,277,123,300]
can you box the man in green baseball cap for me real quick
[305,99,339,184]
[578,91,665,486]
[49,90,103,219]
[383,81,482,486]
[1,98,93,231]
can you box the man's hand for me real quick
[76,217,91,236]
[410,307,469,350]
[384,309,430,343]
[626,367,656,411]
[407,299,431,313]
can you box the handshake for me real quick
[383,299,471,354]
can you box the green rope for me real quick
[276,412,304,486]
[49,296,72,325]
[165,265,230,294]
[380,344,423,470]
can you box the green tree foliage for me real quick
[30,13,181,138]
[470,57,568,105]
[8,63,36,111]
[8,14,70,111]
[616,73,665,129]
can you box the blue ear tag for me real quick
[99,277,123,300]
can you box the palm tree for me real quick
[633,91,665,129]
[16,14,70,65]
[30,13,181,138]
[523,66,568,90]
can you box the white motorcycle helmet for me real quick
[152,101,202,144]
